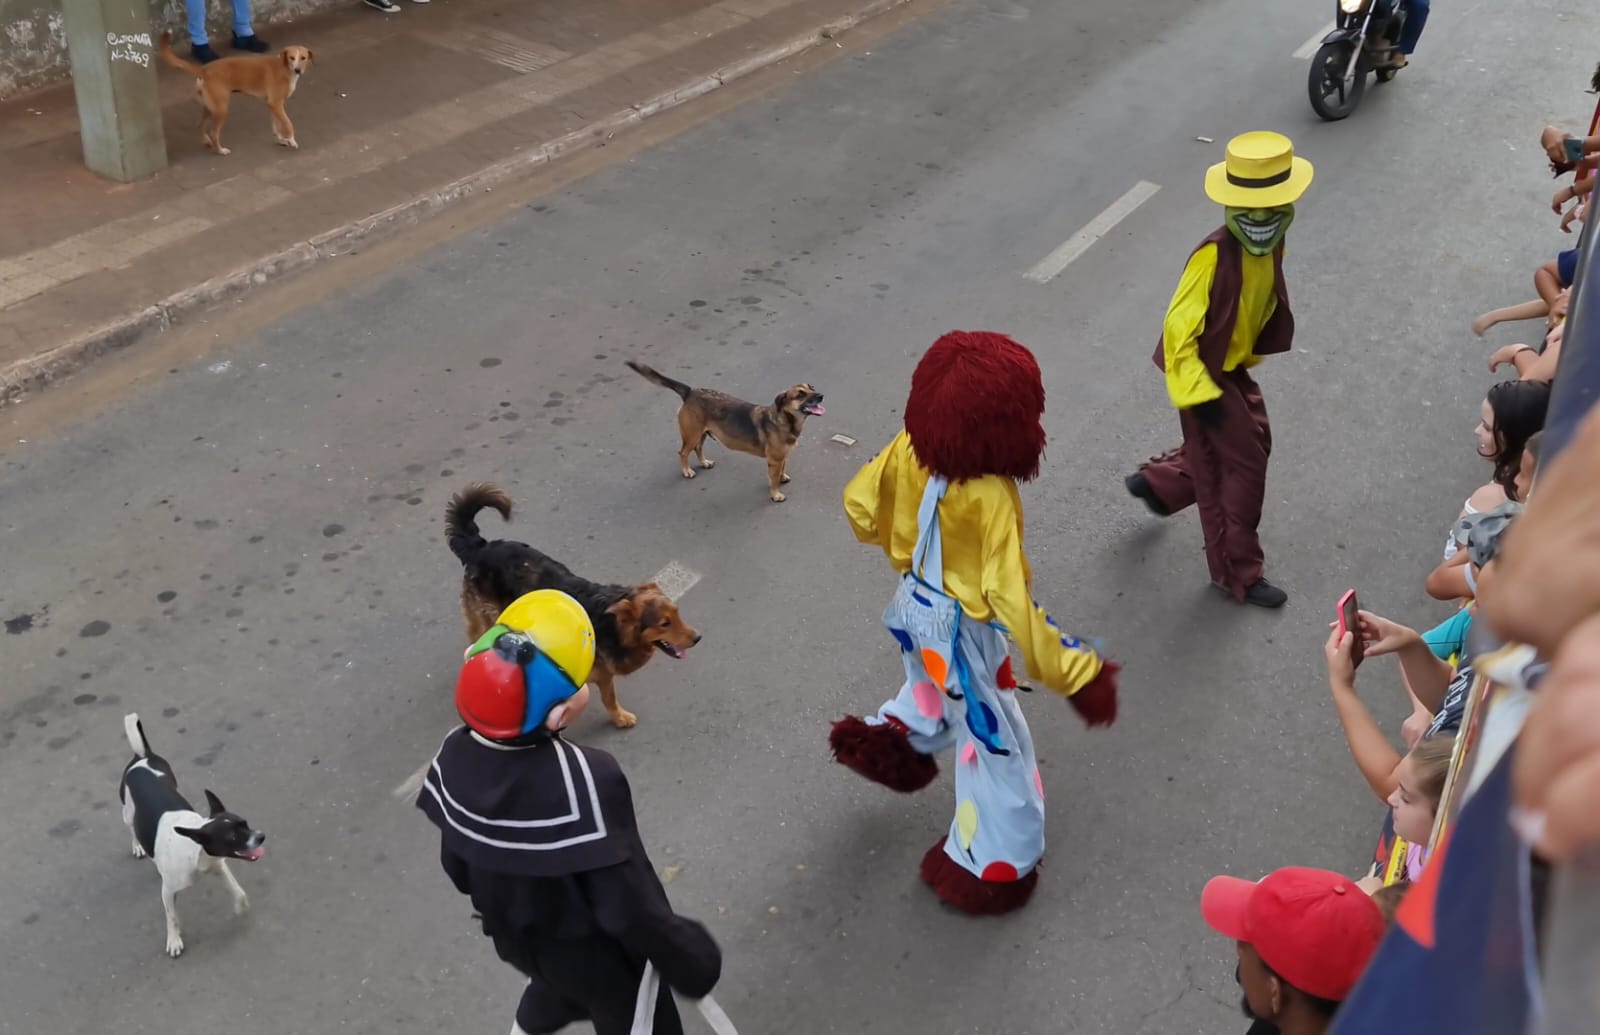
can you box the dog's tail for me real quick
[124,713,151,758]
[625,361,693,401]
[446,483,513,566]
[158,31,205,77]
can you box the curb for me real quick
[0,0,912,411]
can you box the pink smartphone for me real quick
[1337,590,1365,669]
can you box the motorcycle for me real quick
[1307,0,1409,121]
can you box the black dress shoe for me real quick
[191,43,222,63]
[1124,471,1171,517]
[1243,579,1288,609]
[232,33,270,52]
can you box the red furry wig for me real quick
[903,331,1047,483]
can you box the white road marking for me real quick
[1293,21,1336,60]
[650,560,702,601]
[1023,181,1161,284]
[391,560,704,800]
[393,758,433,800]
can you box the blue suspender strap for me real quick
[910,476,949,588]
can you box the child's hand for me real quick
[1489,344,1533,373]
[1552,289,1572,323]
[1357,609,1419,658]
[1324,625,1358,688]
[1401,704,1432,749]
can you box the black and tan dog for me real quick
[625,361,825,503]
[445,484,701,729]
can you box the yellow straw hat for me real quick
[1204,131,1314,209]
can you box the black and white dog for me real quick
[119,713,265,957]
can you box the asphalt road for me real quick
[1,0,1589,1031]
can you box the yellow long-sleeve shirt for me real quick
[842,430,1107,698]
[1162,242,1278,409]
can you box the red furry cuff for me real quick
[828,716,938,792]
[1068,660,1119,728]
[919,838,1039,915]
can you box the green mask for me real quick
[1224,205,1294,256]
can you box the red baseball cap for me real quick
[1201,866,1386,1001]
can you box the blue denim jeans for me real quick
[1398,0,1430,55]
[186,0,253,47]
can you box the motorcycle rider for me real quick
[1391,0,1428,69]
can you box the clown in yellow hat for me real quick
[1125,131,1313,610]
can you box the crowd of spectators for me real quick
[1194,60,1600,1035]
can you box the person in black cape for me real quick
[416,589,722,1034]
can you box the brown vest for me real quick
[1151,226,1294,378]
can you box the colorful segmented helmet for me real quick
[455,590,597,741]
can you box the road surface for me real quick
[0,0,1584,1031]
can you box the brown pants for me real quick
[1139,369,1271,600]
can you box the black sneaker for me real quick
[191,42,222,63]
[1124,471,1171,517]
[1243,579,1288,609]
[232,33,270,52]
[364,0,402,12]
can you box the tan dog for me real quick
[625,361,825,502]
[159,32,314,156]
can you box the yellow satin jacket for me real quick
[1162,243,1278,409]
[842,430,1107,698]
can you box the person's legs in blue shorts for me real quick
[1557,248,1580,288]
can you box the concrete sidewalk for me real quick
[0,0,910,407]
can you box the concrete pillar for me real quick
[59,0,167,182]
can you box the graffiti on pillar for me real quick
[106,32,154,68]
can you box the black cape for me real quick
[416,727,721,1004]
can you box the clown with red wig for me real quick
[829,331,1120,915]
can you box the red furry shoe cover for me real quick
[828,715,938,792]
[1068,660,1120,728]
[919,837,1039,915]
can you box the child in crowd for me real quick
[1427,428,1545,603]
[1382,734,1455,879]
[1326,610,1458,818]
[1324,566,1504,801]
[1433,379,1549,576]
[1355,514,1519,793]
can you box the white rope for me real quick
[630,963,739,1034]
[630,964,660,1033]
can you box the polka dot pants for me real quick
[871,575,1046,883]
